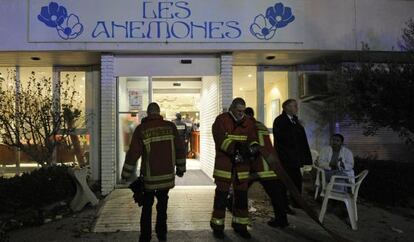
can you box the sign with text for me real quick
[29,0,304,43]
[128,89,143,111]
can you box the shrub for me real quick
[0,222,8,242]
[0,165,76,214]
[355,158,414,206]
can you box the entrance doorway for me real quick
[116,75,218,186]
[153,77,201,167]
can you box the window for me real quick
[0,67,91,177]
[233,66,257,113]
[60,71,86,128]
[0,67,17,178]
[59,71,88,167]
[19,67,53,97]
[117,76,150,180]
[264,71,288,128]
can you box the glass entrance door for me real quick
[117,76,150,182]
[116,74,218,185]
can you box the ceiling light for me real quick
[247,74,252,78]
[266,56,275,60]
[30,57,41,61]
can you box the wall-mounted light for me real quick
[30,57,41,61]
[271,87,281,97]
[247,74,252,78]
[239,87,244,91]
[266,56,275,60]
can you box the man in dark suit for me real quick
[273,99,312,213]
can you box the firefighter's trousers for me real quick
[139,189,169,242]
[210,179,249,231]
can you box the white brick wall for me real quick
[200,77,219,178]
[100,55,116,195]
[200,54,233,178]
[219,54,233,112]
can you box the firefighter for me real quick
[210,98,260,239]
[122,102,186,242]
[244,107,289,228]
[173,112,190,156]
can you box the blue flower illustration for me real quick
[250,2,295,40]
[37,2,83,40]
[57,14,84,40]
[37,2,67,28]
[265,3,295,29]
[250,14,276,40]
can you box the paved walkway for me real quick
[92,186,338,241]
[8,185,414,241]
[94,186,231,232]
[175,170,214,186]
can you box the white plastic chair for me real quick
[301,149,319,176]
[318,169,369,230]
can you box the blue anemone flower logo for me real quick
[38,2,67,27]
[266,3,295,28]
[250,14,276,40]
[250,2,295,40]
[37,2,83,40]
[57,14,84,40]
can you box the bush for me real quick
[0,222,8,242]
[0,165,76,214]
[355,158,414,206]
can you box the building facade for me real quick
[0,0,413,195]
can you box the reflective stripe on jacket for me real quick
[212,112,259,181]
[122,114,186,190]
[250,120,277,180]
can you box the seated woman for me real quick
[316,134,354,191]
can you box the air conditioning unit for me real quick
[299,72,331,101]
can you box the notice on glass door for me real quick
[128,89,142,111]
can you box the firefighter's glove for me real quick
[249,144,261,156]
[176,170,184,177]
[128,177,144,207]
[239,142,253,160]
[133,193,144,207]
[233,142,252,163]
[233,152,244,164]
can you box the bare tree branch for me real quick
[0,69,83,166]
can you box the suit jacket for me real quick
[272,111,312,168]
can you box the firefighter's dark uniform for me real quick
[250,119,288,225]
[210,112,259,231]
[122,114,186,242]
[173,119,190,155]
